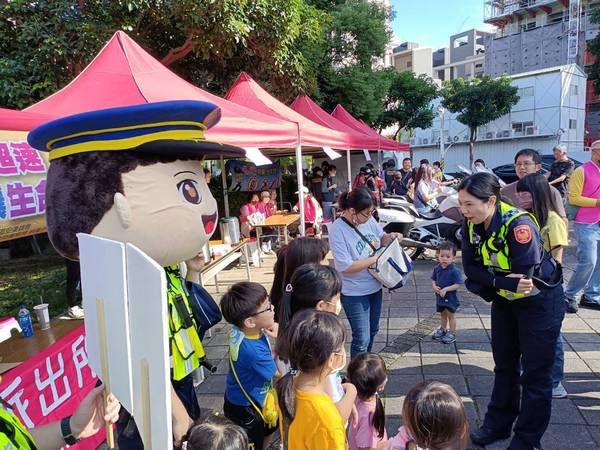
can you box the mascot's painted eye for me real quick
[177,179,202,205]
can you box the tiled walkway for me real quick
[197,245,600,449]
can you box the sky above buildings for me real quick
[390,0,496,50]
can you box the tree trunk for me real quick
[161,32,195,66]
[468,126,477,169]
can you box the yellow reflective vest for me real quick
[0,401,36,450]
[468,202,540,301]
[165,266,205,381]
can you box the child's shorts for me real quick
[437,304,458,314]
[224,395,277,448]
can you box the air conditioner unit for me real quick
[525,125,536,135]
[502,130,510,137]
[486,132,494,139]
[496,131,504,138]
[423,138,428,145]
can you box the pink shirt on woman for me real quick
[348,399,388,450]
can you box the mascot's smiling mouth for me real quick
[202,212,217,235]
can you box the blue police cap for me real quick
[27,100,244,161]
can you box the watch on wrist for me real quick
[60,415,80,445]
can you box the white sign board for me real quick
[78,234,134,413]
[78,234,173,450]
[126,243,172,450]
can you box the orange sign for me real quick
[0,131,48,242]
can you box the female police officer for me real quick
[459,173,564,450]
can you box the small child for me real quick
[387,381,468,450]
[220,282,278,450]
[431,242,463,344]
[276,310,349,450]
[182,412,248,450]
[347,353,388,450]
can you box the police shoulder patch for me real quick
[513,224,532,244]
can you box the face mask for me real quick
[331,350,347,374]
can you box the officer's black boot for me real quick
[470,426,511,446]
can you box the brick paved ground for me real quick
[197,243,600,449]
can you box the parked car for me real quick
[492,154,582,183]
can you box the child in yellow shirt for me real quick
[276,310,349,450]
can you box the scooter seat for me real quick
[419,210,442,220]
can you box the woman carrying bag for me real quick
[459,173,565,450]
[329,187,400,358]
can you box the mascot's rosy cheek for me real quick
[91,160,218,267]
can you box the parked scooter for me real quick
[377,185,463,260]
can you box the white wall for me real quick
[412,65,587,170]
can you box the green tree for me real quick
[0,0,328,108]
[587,6,600,95]
[441,75,519,167]
[376,70,438,139]
[317,0,393,124]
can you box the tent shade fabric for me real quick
[289,95,380,150]
[26,31,300,149]
[331,104,409,152]
[225,72,359,150]
[0,109,55,132]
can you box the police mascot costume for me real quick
[26,100,244,448]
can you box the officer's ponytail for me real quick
[457,172,502,203]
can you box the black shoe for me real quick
[566,298,579,313]
[580,295,600,310]
[470,426,511,446]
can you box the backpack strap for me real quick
[341,217,377,252]
[228,352,266,422]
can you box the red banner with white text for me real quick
[0,325,105,449]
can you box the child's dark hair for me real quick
[275,310,346,423]
[269,237,329,317]
[220,281,268,328]
[402,381,468,450]
[275,263,342,363]
[437,241,457,256]
[183,412,248,450]
[347,353,387,439]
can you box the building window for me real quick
[570,84,578,96]
[517,87,534,98]
[475,63,483,69]
[407,60,412,68]
[569,119,577,129]
[453,36,469,48]
[512,121,534,136]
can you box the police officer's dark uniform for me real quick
[463,201,565,450]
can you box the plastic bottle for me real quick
[18,305,34,338]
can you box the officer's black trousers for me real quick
[483,286,565,450]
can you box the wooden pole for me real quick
[96,299,115,449]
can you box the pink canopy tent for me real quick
[331,104,408,152]
[25,31,300,149]
[0,109,54,132]
[226,72,358,152]
[226,72,368,231]
[289,95,379,150]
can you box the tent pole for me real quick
[295,144,305,236]
[220,156,230,217]
[346,149,352,192]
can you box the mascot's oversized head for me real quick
[28,100,244,267]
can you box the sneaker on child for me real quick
[432,328,446,341]
[441,331,456,344]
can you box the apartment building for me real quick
[410,64,587,171]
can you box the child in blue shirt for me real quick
[431,242,463,344]
[220,281,278,450]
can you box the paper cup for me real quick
[33,303,51,330]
